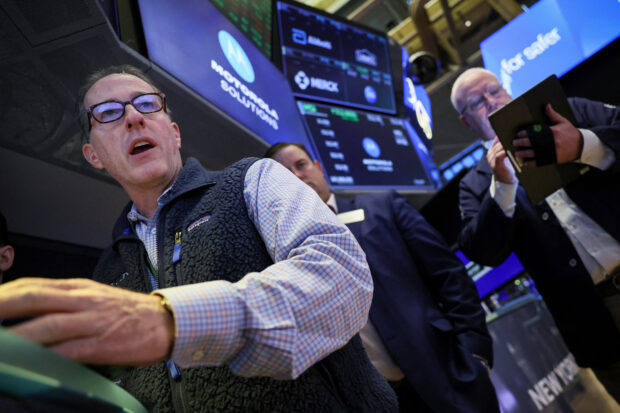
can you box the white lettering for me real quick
[526,354,578,411]
[329,152,345,160]
[501,53,525,75]
[524,28,561,60]
[310,77,339,92]
[363,158,393,172]
[308,35,332,50]
[212,59,280,128]
[220,79,278,130]
[325,140,340,149]
[528,387,548,411]
[498,27,562,94]
[330,175,354,184]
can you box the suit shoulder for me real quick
[353,191,399,206]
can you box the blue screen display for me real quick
[297,100,434,191]
[276,1,397,114]
[455,250,525,299]
[480,0,620,97]
[138,0,310,147]
[401,46,434,153]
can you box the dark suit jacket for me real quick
[337,191,498,413]
[459,97,620,367]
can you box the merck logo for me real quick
[294,70,338,93]
[294,71,310,90]
[218,30,255,83]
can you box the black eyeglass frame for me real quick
[86,92,167,130]
[458,85,506,115]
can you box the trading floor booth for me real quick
[1,0,619,411]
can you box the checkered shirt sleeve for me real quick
[156,159,372,379]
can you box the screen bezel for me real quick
[296,99,436,194]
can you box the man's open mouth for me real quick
[131,141,154,155]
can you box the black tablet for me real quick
[488,75,590,204]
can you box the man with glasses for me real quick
[266,142,499,413]
[0,65,397,412]
[452,67,620,402]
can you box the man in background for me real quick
[267,142,499,413]
[452,67,620,402]
[0,212,14,284]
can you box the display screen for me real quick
[481,0,620,97]
[439,141,485,183]
[276,1,396,114]
[455,250,525,299]
[209,0,272,59]
[297,101,433,191]
[138,0,309,147]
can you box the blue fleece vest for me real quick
[93,157,397,413]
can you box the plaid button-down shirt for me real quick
[130,159,372,379]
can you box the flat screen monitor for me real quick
[481,0,620,97]
[455,250,525,299]
[275,1,397,114]
[138,0,309,147]
[297,100,434,192]
[439,141,485,184]
[209,0,273,59]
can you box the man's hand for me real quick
[487,137,517,184]
[513,104,584,166]
[0,278,175,366]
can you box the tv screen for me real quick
[481,0,620,97]
[455,250,525,299]
[209,0,273,59]
[297,100,434,192]
[138,0,309,147]
[276,1,397,114]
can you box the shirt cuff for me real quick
[578,128,616,170]
[490,175,518,218]
[154,280,244,368]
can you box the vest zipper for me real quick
[169,371,188,413]
[173,231,183,285]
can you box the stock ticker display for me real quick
[277,1,397,114]
[210,0,273,59]
[297,100,433,191]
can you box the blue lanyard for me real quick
[130,223,182,381]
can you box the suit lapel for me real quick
[335,195,354,214]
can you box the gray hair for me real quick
[450,67,498,114]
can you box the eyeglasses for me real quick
[460,84,505,114]
[87,93,166,130]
